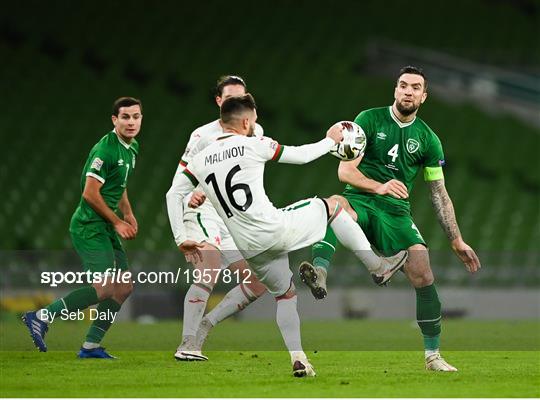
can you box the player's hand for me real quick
[179,240,205,264]
[326,123,344,144]
[375,179,409,199]
[114,220,137,240]
[188,190,206,209]
[451,238,481,273]
[123,213,138,233]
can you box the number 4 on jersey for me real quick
[388,144,399,162]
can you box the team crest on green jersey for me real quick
[406,138,420,154]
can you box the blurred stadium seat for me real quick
[1,0,538,286]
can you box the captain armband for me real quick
[423,166,444,181]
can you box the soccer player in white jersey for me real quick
[167,76,268,361]
[167,94,407,377]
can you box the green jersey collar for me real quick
[388,106,416,128]
[113,129,132,149]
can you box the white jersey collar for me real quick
[114,128,132,149]
[389,106,416,128]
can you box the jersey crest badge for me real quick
[406,139,420,154]
[91,157,104,171]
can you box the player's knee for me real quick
[414,273,434,287]
[407,265,434,287]
[114,281,133,302]
[324,197,338,212]
[275,283,296,301]
[94,282,114,300]
[246,279,267,298]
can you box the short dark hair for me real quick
[220,94,257,124]
[112,97,142,116]
[215,75,247,97]
[398,66,428,91]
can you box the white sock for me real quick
[276,296,302,352]
[206,284,255,326]
[290,350,308,363]
[182,285,210,337]
[425,348,440,358]
[329,207,381,273]
[82,341,100,350]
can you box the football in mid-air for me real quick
[329,121,366,161]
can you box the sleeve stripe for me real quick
[179,159,188,167]
[182,168,199,186]
[86,172,105,184]
[271,144,284,161]
[423,166,444,181]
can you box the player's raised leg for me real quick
[404,244,456,372]
[301,197,407,299]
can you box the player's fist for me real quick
[124,213,138,233]
[326,123,344,144]
[188,190,206,209]
[179,240,206,264]
[114,220,137,240]
[451,238,481,273]
[375,179,409,199]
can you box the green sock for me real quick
[85,299,122,344]
[415,284,442,350]
[312,227,337,271]
[45,286,99,314]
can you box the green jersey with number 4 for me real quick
[71,130,139,225]
[344,106,445,212]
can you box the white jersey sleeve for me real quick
[250,136,283,162]
[278,138,335,164]
[166,165,197,245]
[249,136,335,165]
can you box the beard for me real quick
[396,99,419,116]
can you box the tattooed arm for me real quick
[429,179,481,273]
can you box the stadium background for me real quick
[1,0,539,324]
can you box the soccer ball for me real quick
[329,121,367,161]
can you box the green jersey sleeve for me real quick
[423,133,445,181]
[85,147,111,184]
[354,110,376,140]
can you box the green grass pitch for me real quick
[1,319,539,397]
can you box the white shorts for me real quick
[246,198,328,296]
[184,210,243,266]
[276,198,328,252]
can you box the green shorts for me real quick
[69,219,128,273]
[345,194,426,256]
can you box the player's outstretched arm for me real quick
[83,177,136,240]
[277,123,343,165]
[428,179,481,273]
[338,157,409,199]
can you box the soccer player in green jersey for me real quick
[23,97,142,358]
[302,66,481,371]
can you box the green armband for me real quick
[424,166,444,181]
